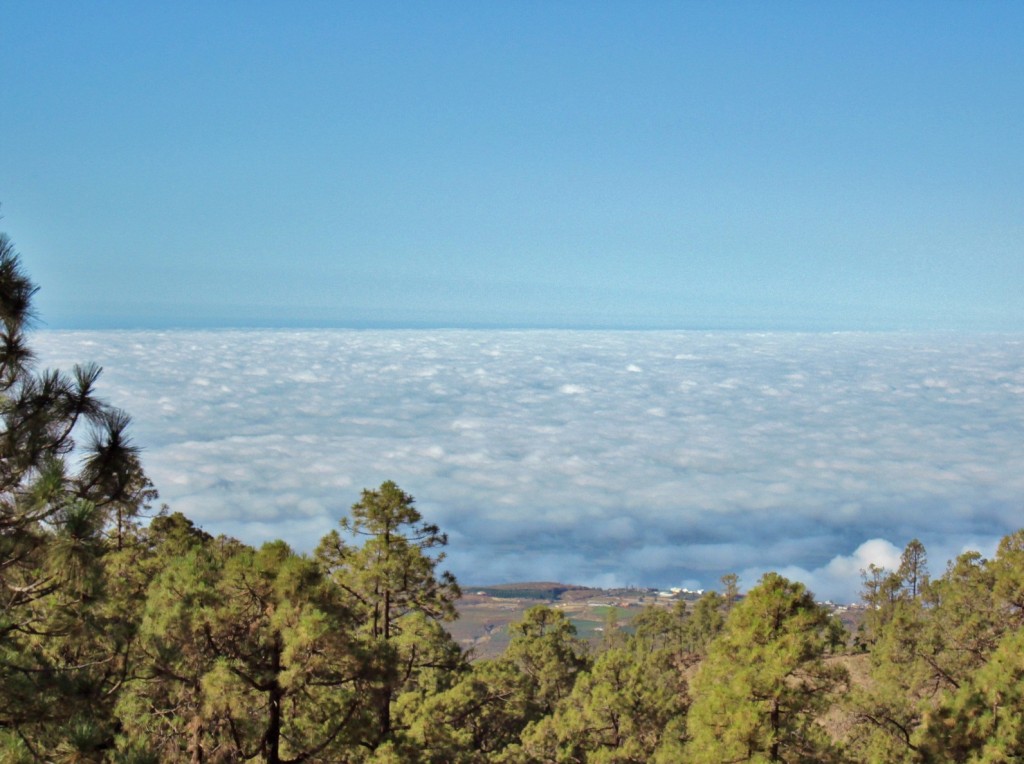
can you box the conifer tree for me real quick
[846,541,1006,761]
[0,232,153,756]
[687,572,847,763]
[917,629,1024,762]
[898,539,929,600]
[392,658,529,763]
[119,534,366,763]
[503,605,589,720]
[317,481,462,753]
[518,624,689,763]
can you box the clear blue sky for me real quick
[2,1,1022,330]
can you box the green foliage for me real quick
[330,481,460,638]
[0,233,155,755]
[680,590,727,657]
[518,627,689,763]
[397,606,592,763]
[687,572,848,763]
[990,529,1024,626]
[399,659,532,762]
[898,539,929,600]
[846,536,1024,761]
[846,540,937,759]
[320,481,464,753]
[504,606,590,719]
[917,629,1024,761]
[119,537,367,763]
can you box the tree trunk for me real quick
[188,715,204,764]
[769,698,781,761]
[265,640,283,764]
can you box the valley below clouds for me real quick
[35,329,1024,603]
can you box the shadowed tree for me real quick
[0,232,153,756]
[721,573,741,613]
[118,535,366,763]
[898,539,928,600]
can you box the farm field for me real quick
[449,583,686,659]
[447,583,867,660]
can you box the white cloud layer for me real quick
[34,330,1024,602]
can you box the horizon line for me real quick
[34,321,1024,335]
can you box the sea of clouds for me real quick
[33,329,1024,603]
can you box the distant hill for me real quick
[466,582,596,600]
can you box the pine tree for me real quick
[687,572,847,763]
[917,629,1024,762]
[317,481,462,753]
[0,231,153,756]
[518,625,689,763]
[119,534,365,763]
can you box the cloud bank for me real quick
[34,330,1024,602]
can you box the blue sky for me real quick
[2,2,1023,329]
